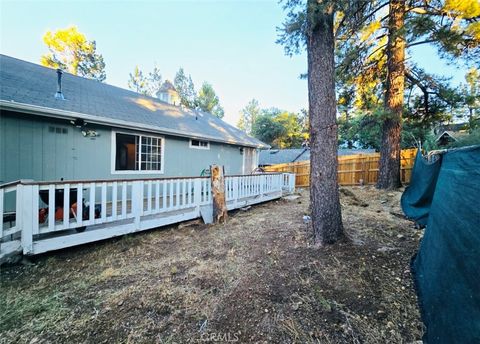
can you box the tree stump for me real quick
[210,165,228,224]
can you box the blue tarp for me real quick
[402,145,480,343]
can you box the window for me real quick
[190,139,210,150]
[114,132,164,173]
[49,126,68,134]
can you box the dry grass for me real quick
[0,186,423,343]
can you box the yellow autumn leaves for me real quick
[41,26,96,75]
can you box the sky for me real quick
[0,0,470,126]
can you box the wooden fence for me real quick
[0,173,295,260]
[264,149,417,187]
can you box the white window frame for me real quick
[111,130,165,174]
[189,139,210,150]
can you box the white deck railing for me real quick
[0,173,295,259]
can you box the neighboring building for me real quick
[259,148,376,167]
[434,130,471,147]
[433,122,470,146]
[435,131,458,147]
[156,80,180,106]
[0,55,266,185]
[433,123,468,136]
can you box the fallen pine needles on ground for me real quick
[0,186,423,343]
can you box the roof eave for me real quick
[0,100,269,149]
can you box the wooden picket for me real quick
[264,148,417,187]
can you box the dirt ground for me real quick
[0,186,423,343]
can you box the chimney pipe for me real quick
[55,69,65,100]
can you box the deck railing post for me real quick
[0,189,4,244]
[259,174,265,199]
[19,184,35,254]
[194,179,202,215]
[132,181,143,229]
[232,177,239,207]
[16,185,24,251]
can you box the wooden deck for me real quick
[1,173,295,261]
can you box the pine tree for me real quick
[196,82,225,118]
[147,65,163,97]
[278,0,367,244]
[174,68,196,108]
[463,68,480,129]
[128,66,148,95]
[334,0,480,188]
[377,0,406,189]
[238,99,261,134]
[41,26,106,81]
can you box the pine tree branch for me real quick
[366,43,387,60]
[335,1,389,39]
[405,71,430,116]
[407,39,437,48]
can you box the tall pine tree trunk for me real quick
[377,0,406,189]
[307,4,344,245]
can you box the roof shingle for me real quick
[0,54,266,148]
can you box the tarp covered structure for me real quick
[401,145,480,343]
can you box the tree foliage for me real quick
[335,0,480,137]
[237,99,261,134]
[174,68,196,108]
[147,65,163,97]
[252,111,287,146]
[127,65,226,118]
[236,98,308,148]
[128,66,149,95]
[41,26,106,82]
[277,0,479,190]
[196,82,225,118]
[327,0,479,187]
[128,65,163,97]
[251,108,307,148]
[459,67,480,128]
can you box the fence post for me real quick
[19,184,35,255]
[361,157,366,185]
[131,181,143,230]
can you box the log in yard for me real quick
[211,165,228,224]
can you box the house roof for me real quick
[0,54,267,148]
[259,148,376,166]
[158,80,176,93]
[434,123,468,135]
[435,131,458,142]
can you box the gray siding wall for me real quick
[0,111,246,184]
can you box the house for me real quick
[156,80,180,105]
[435,131,458,146]
[434,130,469,147]
[259,148,376,167]
[0,54,267,186]
[433,122,470,147]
